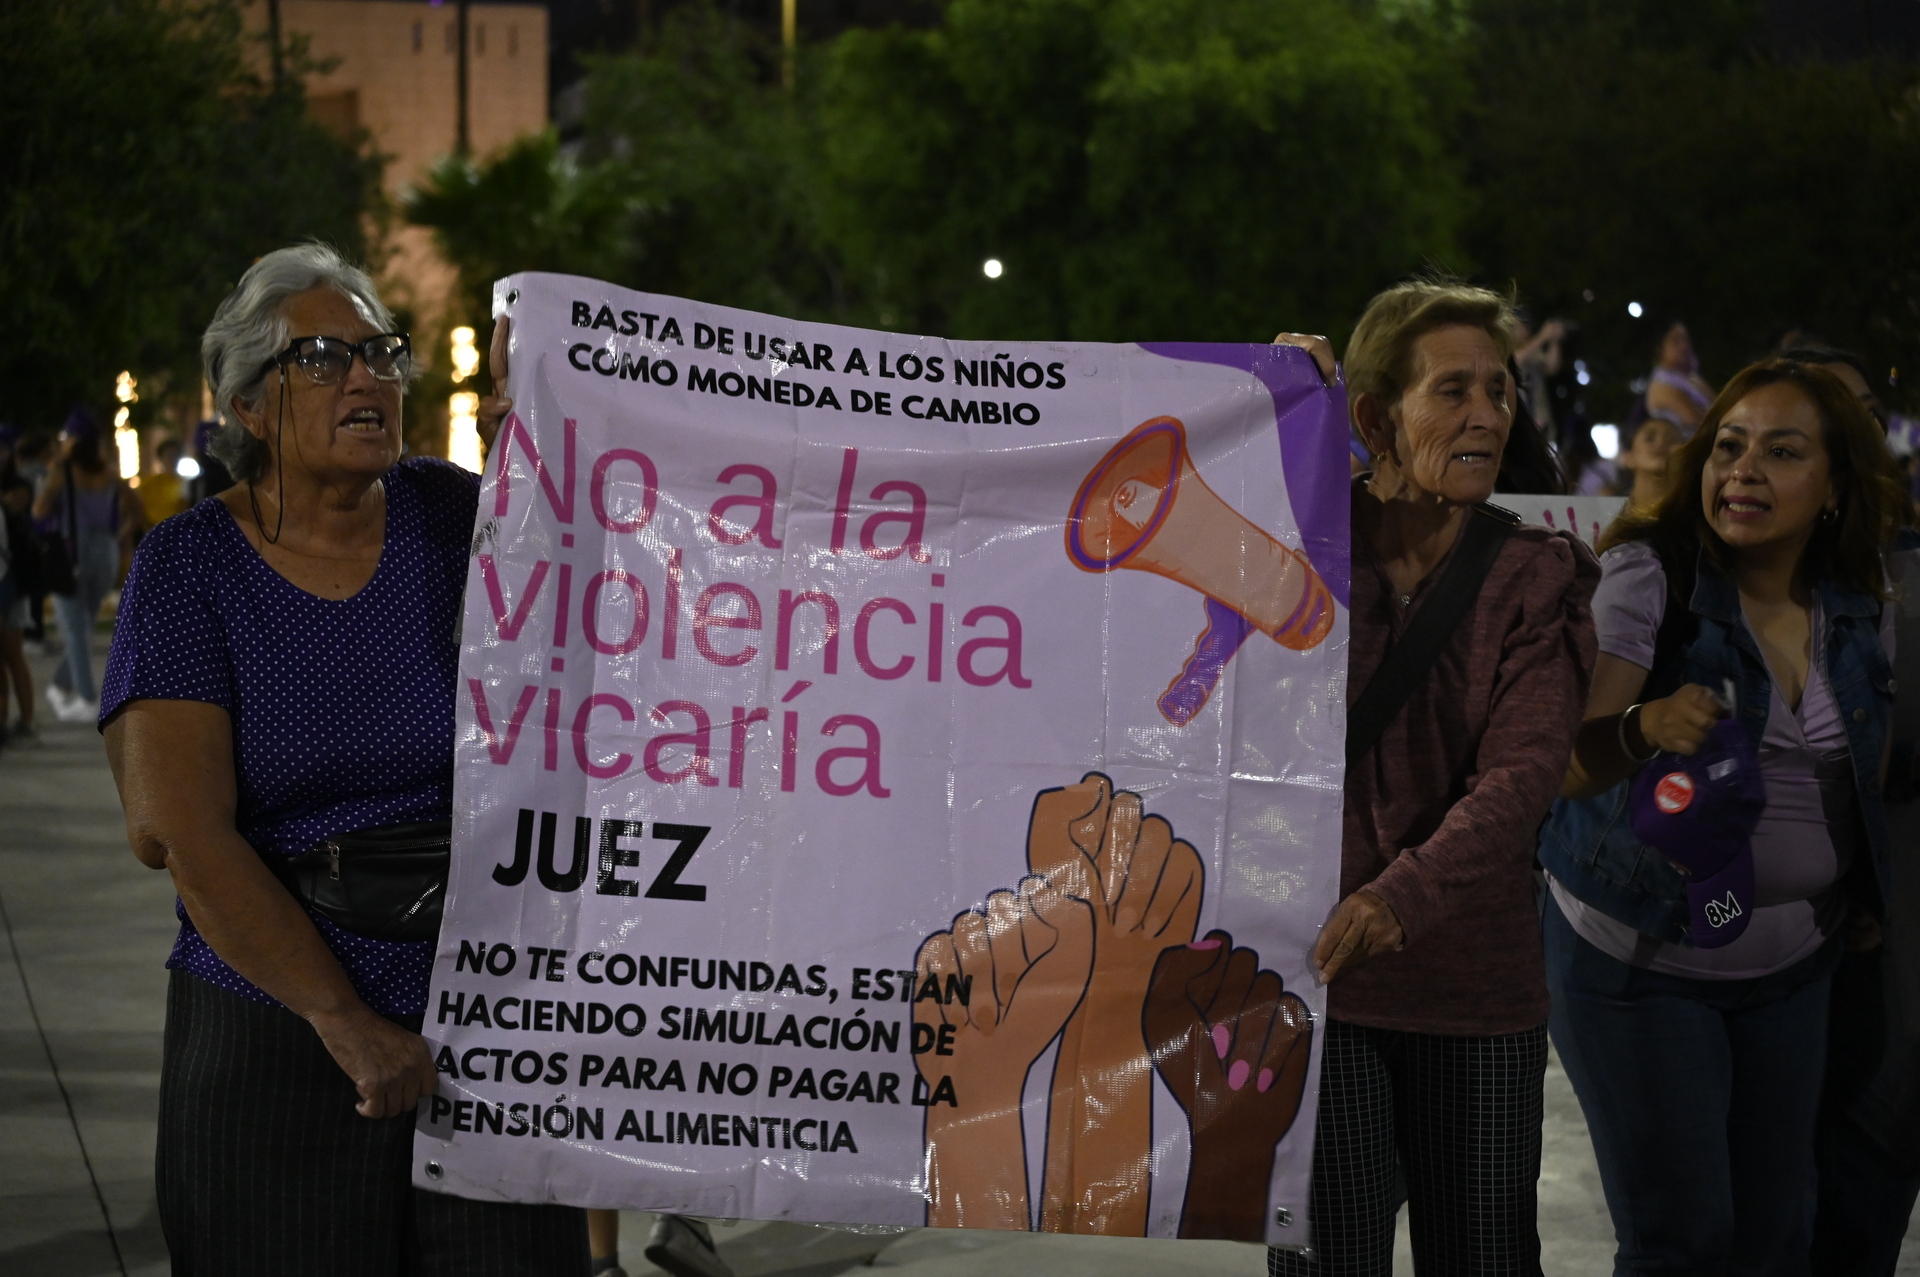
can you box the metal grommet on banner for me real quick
[1275,1207,1293,1227]
[425,1161,444,1180]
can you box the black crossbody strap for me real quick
[1346,502,1519,768]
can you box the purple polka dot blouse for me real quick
[101,458,479,1017]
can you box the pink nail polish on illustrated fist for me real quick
[1212,1025,1231,1058]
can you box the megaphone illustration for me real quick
[1066,417,1334,726]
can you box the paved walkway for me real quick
[2,638,173,1277]
[2,639,1914,1275]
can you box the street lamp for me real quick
[782,0,796,90]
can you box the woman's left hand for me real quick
[1313,889,1404,984]
[476,316,513,455]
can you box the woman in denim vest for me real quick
[1540,360,1907,1275]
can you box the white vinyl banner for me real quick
[417,271,1351,1246]
[1507,494,1628,551]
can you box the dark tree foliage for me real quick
[0,0,379,426]
[408,4,833,350]
[410,0,1920,411]
[406,130,646,343]
[1464,0,1920,408]
[413,0,1465,348]
[816,0,1470,343]
[575,8,837,319]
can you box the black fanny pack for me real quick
[271,820,451,943]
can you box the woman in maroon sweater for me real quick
[1275,280,1599,1277]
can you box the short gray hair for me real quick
[200,243,399,482]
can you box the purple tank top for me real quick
[68,481,118,535]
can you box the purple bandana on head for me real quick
[1629,717,1766,949]
[62,405,100,442]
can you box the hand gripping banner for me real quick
[419,271,1350,1246]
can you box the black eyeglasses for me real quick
[264,333,413,386]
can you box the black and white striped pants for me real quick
[157,970,589,1276]
[1268,1018,1548,1277]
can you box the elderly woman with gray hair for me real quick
[99,244,587,1273]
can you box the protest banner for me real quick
[417,271,1350,1245]
[1509,495,1628,550]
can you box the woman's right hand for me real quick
[1636,684,1726,756]
[310,1004,440,1118]
[1272,333,1336,386]
[106,699,443,1120]
[1312,889,1404,984]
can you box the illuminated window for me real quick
[447,328,484,473]
[448,392,482,473]
[114,409,139,480]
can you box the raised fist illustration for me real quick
[1026,772,1203,1235]
[1144,930,1313,1240]
[915,874,1094,1230]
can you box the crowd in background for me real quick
[0,416,232,744]
[1501,313,1918,518]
